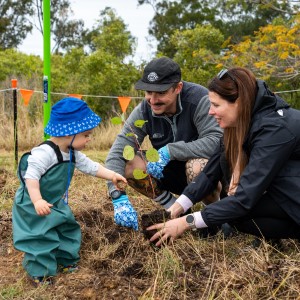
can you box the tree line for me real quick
[0,0,299,118]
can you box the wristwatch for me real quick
[186,214,196,229]
[110,190,125,200]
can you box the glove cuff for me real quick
[112,194,129,204]
[160,145,170,161]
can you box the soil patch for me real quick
[121,262,145,278]
[141,209,171,249]
[1,168,300,299]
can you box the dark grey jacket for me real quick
[105,81,223,193]
[183,80,300,226]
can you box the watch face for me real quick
[186,214,195,226]
[111,190,122,199]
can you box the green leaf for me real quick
[133,168,148,179]
[111,117,122,125]
[125,132,136,137]
[123,145,135,160]
[146,148,159,162]
[134,120,148,128]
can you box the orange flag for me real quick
[20,89,34,106]
[68,94,82,99]
[118,96,131,113]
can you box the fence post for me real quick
[11,79,18,170]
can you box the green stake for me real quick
[43,0,51,140]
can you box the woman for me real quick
[148,67,300,246]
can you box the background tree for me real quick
[214,0,296,43]
[221,15,300,83]
[51,8,140,118]
[138,0,295,57]
[169,24,224,86]
[84,7,137,58]
[138,0,218,57]
[220,14,300,108]
[256,0,300,14]
[33,0,87,53]
[0,49,42,81]
[0,0,33,49]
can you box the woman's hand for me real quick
[168,202,184,219]
[147,216,189,247]
[33,199,53,216]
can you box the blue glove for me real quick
[112,194,138,231]
[146,145,170,179]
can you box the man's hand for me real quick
[34,199,53,216]
[112,194,138,231]
[147,146,170,179]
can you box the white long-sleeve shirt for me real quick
[24,143,100,180]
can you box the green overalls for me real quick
[12,141,81,277]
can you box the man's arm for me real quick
[105,103,148,193]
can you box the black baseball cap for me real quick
[135,57,181,92]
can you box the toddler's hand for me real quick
[112,173,127,190]
[34,199,53,216]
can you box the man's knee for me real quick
[185,158,221,205]
[124,154,146,179]
[185,158,208,183]
[124,155,162,199]
[127,176,162,199]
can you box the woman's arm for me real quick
[147,216,189,247]
[201,121,296,227]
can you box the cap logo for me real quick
[147,72,159,82]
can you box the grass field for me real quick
[1,149,300,300]
[1,95,300,299]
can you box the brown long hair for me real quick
[208,67,257,182]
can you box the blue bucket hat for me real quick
[44,97,101,137]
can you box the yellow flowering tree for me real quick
[221,14,300,91]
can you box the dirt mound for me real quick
[77,206,151,274]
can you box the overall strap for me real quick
[39,140,64,163]
[63,138,76,205]
[40,140,76,205]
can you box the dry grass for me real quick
[1,94,300,299]
[0,93,131,152]
[1,152,300,299]
[0,92,150,152]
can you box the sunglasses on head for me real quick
[217,69,236,83]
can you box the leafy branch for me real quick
[111,116,160,181]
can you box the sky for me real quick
[18,0,156,64]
